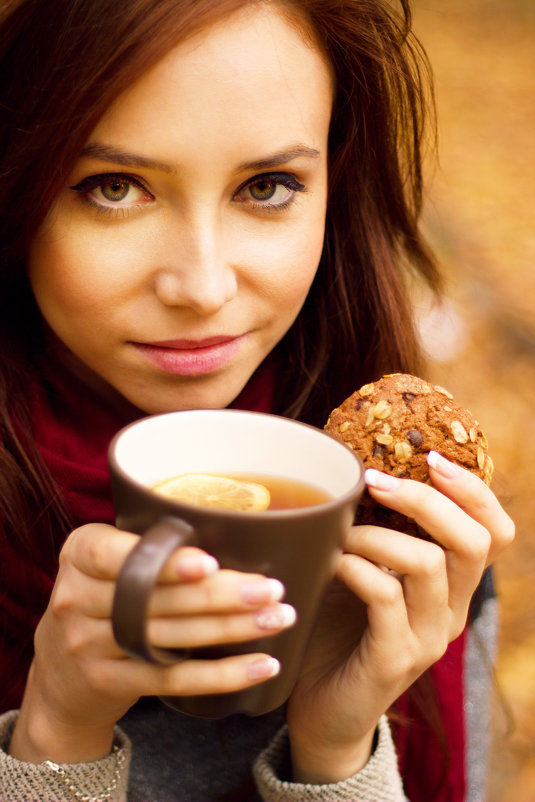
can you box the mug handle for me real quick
[112,516,195,664]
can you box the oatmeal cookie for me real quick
[324,373,493,535]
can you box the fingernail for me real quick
[241,578,285,605]
[365,469,401,491]
[176,554,219,579]
[247,657,281,680]
[427,451,460,478]
[255,604,297,630]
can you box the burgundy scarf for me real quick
[0,360,466,800]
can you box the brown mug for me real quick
[108,409,364,718]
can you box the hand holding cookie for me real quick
[286,374,514,784]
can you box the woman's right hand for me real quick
[9,523,294,764]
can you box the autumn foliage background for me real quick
[412,1,535,799]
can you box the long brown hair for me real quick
[276,0,440,425]
[0,0,442,766]
[0,0,439,550]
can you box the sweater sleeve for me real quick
[253,715,408,802]
[0,710,131,802]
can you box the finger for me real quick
[50,568,117,620]
[147,572,285,616]
[109,652,282,698]
[64,524,222,583]
[147,602,297,648]
[61,524,138,579]
[336,552,411,646]
[58,565,286,620]
[58,645,281,702]
[364,470,491,587]
[426,451,515,563]
[337,552,449,683]
[343,526,450,643]
[361,470,497,634]
[87,605,297,653]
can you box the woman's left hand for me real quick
[286,451,515,784]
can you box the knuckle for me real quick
[218,613,243,642]
[151,617,191,649]
[147,618,167,646]
[500,515,516,548]
[397,651,417,677]
[418,545,446,578]
[472,477,490,504]
[211,659,234,688]
[463,524,492,562]
[407,637,448,677]
[385,646,419,681]
[162,657,236,696]
[449,619,466,643]
[60,525,97,565]
[158,662,184,696]
[50,584,76,619]
[376,578,404,607]
[202,575,224,608]
[63,625,90,658]
[429,633,449,663]
[85,534,115,577]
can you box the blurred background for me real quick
[411,1,535,799]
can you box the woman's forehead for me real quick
[85,3,333,173]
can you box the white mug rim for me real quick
[108,409,365,519]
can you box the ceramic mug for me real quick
[109,409,364,718]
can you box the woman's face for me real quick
[28,4,333,414]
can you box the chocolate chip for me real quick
[406,428,423,447]
[355,398,367,410]
[372,444,387,457]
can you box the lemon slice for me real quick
[152,473,271,511]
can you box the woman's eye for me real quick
[236,173,305,209]
[97,178,135,203]
[70,173,154,211]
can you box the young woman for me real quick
[0,0,514,800]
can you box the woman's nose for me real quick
[153,215,238,316]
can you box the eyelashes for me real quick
[69,171,307,217]
[234,172,306,210]
[69,173,154,216]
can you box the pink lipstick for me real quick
[132,335,246,376]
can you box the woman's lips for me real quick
[131,335,247,376]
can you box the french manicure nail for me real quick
[241,578,285,605]
[255,604,297,630]
[427,450,460,478]
[247,657,281,680]
[365,469,401,491]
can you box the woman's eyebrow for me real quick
[79,143,321,175]
[236,146,321,171]
[79,143,177,173]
